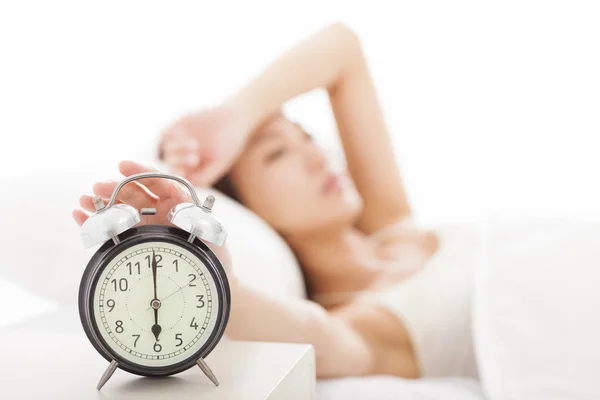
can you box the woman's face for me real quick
[228,114,362,236]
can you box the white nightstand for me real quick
[0,330,315,400]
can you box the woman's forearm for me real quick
[225,279,374,377]
[226,23,411,230]
[227,23,361,135]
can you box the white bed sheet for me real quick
[317,376,484,400]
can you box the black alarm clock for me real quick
[78,172,230,390]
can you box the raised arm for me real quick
[228,23,412,233]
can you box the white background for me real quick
[1,0,599,224]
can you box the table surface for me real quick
[0,328,315,400]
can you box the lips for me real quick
[323,174,345,193]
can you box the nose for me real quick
[304,144,327,172]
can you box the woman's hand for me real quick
[72,160,233,274]
[73,161,191,227]
[159,105,249,185]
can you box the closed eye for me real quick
[264,147,287,163]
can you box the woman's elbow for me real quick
[328,22,361,47]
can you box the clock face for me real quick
[89,240,221,368]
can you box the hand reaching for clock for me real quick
[151,250,161,341]
[72,160,234,277]
[74,161,192,226]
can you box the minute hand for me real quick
[150,250,162,341]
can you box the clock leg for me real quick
[196,358,219,386]
[96,360,119,390]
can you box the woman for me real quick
[73,23,478,379]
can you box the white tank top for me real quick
[363,222,482,378]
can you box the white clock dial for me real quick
[92,241,220,367]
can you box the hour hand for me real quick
[151,317,162,341]
[151,301,162,341]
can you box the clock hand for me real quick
[151,250,162,341]
[152,309,161,341]
[145,281,193,312]
[162,282,192,302]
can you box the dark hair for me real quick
[214,111,294,203]
[213,152,311,295]
[213,174,240,203]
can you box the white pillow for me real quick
[0,174,90,303]
[0,173,305,305]
[194,186,305,298]
[474,218,600,400]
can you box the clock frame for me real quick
[79,225,231,378]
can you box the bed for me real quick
[1,173,598,400]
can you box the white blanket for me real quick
[474,218,600,400]
[317,376,484,400]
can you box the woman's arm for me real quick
[227,278,417,378]
[73,161,385,378]
[228,23,411,233]
[227,278,375,378]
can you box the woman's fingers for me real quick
[163,142,200,169]
[162,138,201,169]
[119,160,182,200]
[79,194,124,212]
[72,209,89,227]
[91,181,117,198]
[187,160,227,186]
[167,180,192,203]
[93,180,157,210]
[163,136,199,153]
[164,150,200,169]
[80,195,103,213]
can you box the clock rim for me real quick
[78,225,231,377]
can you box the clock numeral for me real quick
[190,317,199,330]
[111,278,128,292]
[188,274,197,287]
[127,261,141,275]
[115,320,124,334]
[153,342,162,353]
[175,333,183,347]
[173,259,178,272]
[106,299,115,312]
[145,254,162,268]
[196,294,205,308]
[132,334,140,347]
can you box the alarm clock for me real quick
[78,172,230,390]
